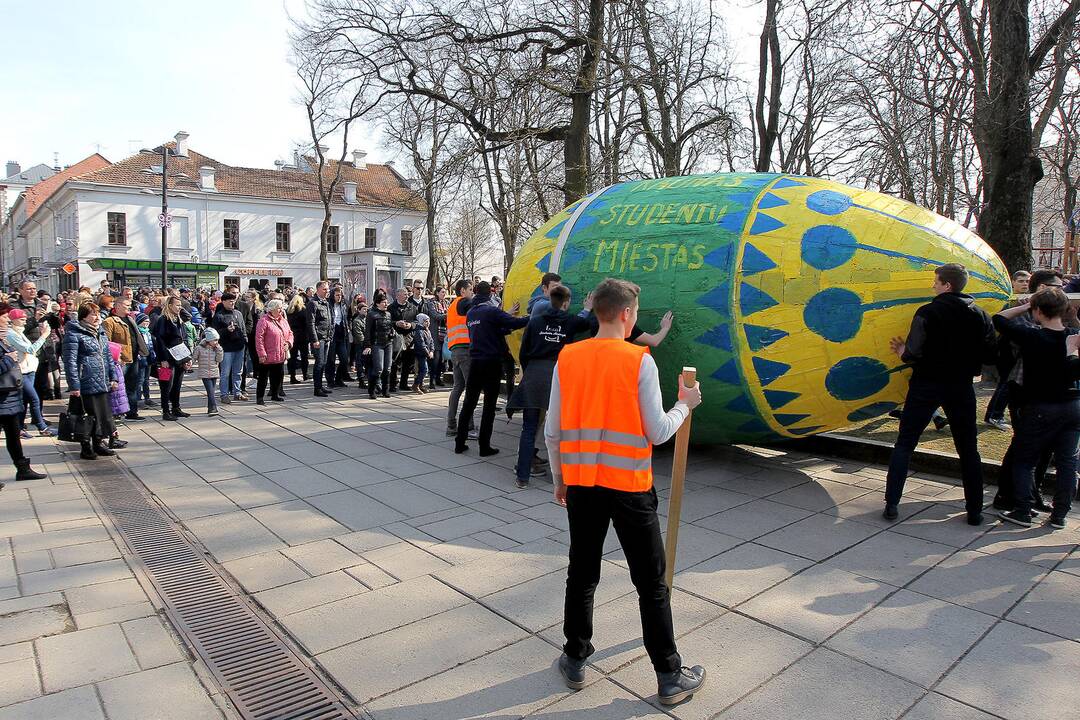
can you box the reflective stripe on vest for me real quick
[446,297,469,348]
[557,338,652,492]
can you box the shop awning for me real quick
[87,258,229,273]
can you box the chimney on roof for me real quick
[274,160,284,171]
[343,181,357,204]
[174,131,190,157]
[352,149,367,170]
[5,162,19,178]
[199,166,216,191]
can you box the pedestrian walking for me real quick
[883,263,996,524]
[544,278,706,705]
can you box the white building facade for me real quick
[3,134,429,297]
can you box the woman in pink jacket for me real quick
[254,299,294,404]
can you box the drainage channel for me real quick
[78,460,360,720]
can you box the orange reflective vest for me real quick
[446,297,470,348]
[557,338,652,492]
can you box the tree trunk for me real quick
[754,0,781,172]
[319,210,331,281]
[425,186,438,288]
[563,0,606,205]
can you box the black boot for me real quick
[657,666,707,706]
[93,439,116,457]
[290,374,300,385]
[109,434,128,449]
[380,372,390,398]
[80,441,98,460]
[14,459,46,481]
[368,378,377,399]
[173,408,191,418]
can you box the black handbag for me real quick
[58,397,96,443]
[0,343,23,391]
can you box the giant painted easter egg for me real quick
[504,173,1011,444]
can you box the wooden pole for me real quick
[664,367,697,591]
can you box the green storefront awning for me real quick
[87,258,229,273]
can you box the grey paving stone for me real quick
[312,458,389,488]
[222,550,307,593]
[419,510,505,541]
[0,591,62,615]
[212,475,297,509]
[0,517,42,538]
[27,483,86,504]
[540,588,725,674]
[822,493,932,526]
[34,498,96,525]
[716,467,810,496]
[254,570,367,617]
[767,478,871,512]
[262,466,349,497]
[183,454,254,482]
[36,623,140,692]
[399,443,484,469]
[674,542,814,607]
[693,498,814,540]
[490,518,562,543]
[279,440,349,465]
[360,479,459,518]
[282,538,362,576]
[755,512,880,562]
[365,636,574,720]
[717,648,922,720]
[435,537,567,597]
[319,602,528,702]
[0,685,105,720]
[335,527,401,554]
[473,500,529,524]
[827,589,996,687]
[248,499,350,545]
[909,550,1047,616]
[0,496,36,523]
[938,621,1080,720]
[740,565,893,642]
[346,561,398,590]
[903,693,998,720]
[97,662,222,720]
[304,489,407,532]
[73,600,155,630]
[824,531,954,586]
[183,511,287,562]
[0,552,16,587]
[612,612,811,718]
[470,529,522,551]
[65,577,146,615]
[20,558,133,595]
[122,616,186,669]
[49,539,121,568]
[357,453,441,480]
[0,656,39,706]
[485,563,632,632]
[364,542,451,581]
[0,640,33,664]
[524,678,668,718]
[424,536,503,566]
[230,447,304,473]
[890,502,992,547]
[131,462,210,491]
[965,523,1080,568]
[1006,570,1080,640]
[281,574,469,654]
[0,605,70,645]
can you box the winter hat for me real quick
[202,327,220,342]
[416,313,430,325]
[7,309,26,321]
[135,313,149,325]
[108,342,122,363]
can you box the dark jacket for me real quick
[305,296,332,342]
[519,306,592,369]
[287,306,310,345]
[211,306,247,352]
[62,321,117,396]
[389,299,420,336]
[465,293,529,361]
[151,314,188,367]
[365,307,395,348]
[236,298,256,336]
[413,325,434,356]
[0,340,23,416]
[350,311,367,346]
[901,292,996,383]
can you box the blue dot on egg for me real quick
[806,189,853,215]
[826,357,890,401]
[804,288,863,342]
[801,225,857,270]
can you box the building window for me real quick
[276,222,290,252]
[224,275,240,290]
[325,225,340,254]
[223,219,239,250]
[364,227,376,249]
[1038,228,1056,246]
[277,276,293,288]
[401,229,413,256]
[107,212,126,246]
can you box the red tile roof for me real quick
[24,154,111,217]
[71,146,425,212]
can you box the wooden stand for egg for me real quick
[664,367,697,591]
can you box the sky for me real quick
[0,0,763,174]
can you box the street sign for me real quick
[157,212,172,229]
[62,263,76,275]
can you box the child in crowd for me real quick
[184,317,198,371]
[193,328,224,416]
[136,314,156,408]
[106,342,128,449]
[413,313,434,394]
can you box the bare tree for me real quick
[754,0,783,171]
[436,195,500,282]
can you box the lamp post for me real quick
[140,142,187,291]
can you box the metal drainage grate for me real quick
[79,463,359,720]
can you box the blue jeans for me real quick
[311,340,329,391]
[220,349,244,398]
[20,371,47,431]
[1011,400,1080,518]
[137,358,151,402]
[515,408,542,481]
[123,361,139,415]
[202,378,219,412]
[985,379,1010,422]
[415,353,429,386]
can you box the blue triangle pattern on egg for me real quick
[749,213,785,235]
[739,283,778,316]
[741,244,777,275]
[773,177,806,189]
[764,389,800,409]
[703,242,735,270]
[697,286,731,315]
[725,394,756,414]
[696,324,732,351]
[774,413,811,427]
[545,219,567,239]
[752,356,790,386]
[756,192,789,210]
[789,425,825,435]
[744,324,789,350]
[711,359,741,384]
[534,253,552,272]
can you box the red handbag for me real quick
[158,365,173,382]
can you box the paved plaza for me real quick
[1,382,1079,719]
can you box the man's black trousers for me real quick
[455,357,502,451]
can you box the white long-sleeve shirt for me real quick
[544,353,688,481]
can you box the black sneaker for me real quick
[932,415,949,431]
[125,413,146,422]
[446,426,457,437]
[1033,496,1054,513]
[657,665,706,705]
[998,510,1033,528]
[1048,515,1067,529]
[992,496,1014,512]
[883,504,898,520]
[516,478,529,489]
[558,653,587,690]
[967,512,983,526]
